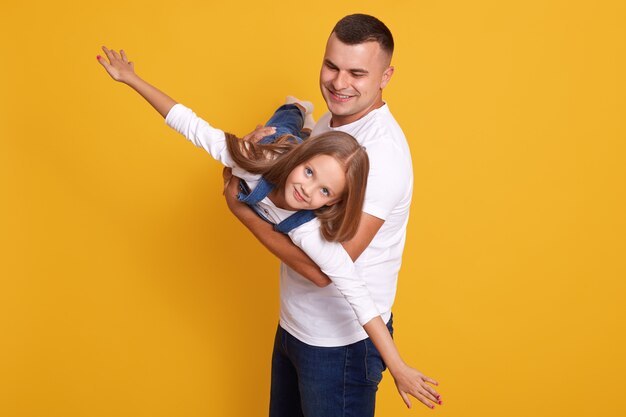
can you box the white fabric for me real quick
[165,104,380,329]
[279,104,413,347]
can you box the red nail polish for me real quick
[96,55,101,60]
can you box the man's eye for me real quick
[305,168,313,176]
[321,188,330,197]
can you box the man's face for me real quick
[320,33,394,127]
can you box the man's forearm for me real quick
[224,180,331,287]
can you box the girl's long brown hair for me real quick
[225,131,369,242]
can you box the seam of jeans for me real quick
[364,339,372,383]
[342,346,348,417]
[280,327,288,355]
[364,339,384,385]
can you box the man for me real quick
[225,14,440,416]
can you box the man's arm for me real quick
[340,213,384,262]
[223,177,331,287]
[223,177,384,284]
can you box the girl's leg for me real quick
[258,104,306,145]
[286,96,315,138]
[259,96,313,143]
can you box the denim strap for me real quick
[273,209,316,233]
[237,177,275,205]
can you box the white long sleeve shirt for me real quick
[165,103,381,331]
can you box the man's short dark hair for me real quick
[332,14,394,55]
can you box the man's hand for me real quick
[243,124,277,142]
[222,167,234,195]
[224,173,244,209]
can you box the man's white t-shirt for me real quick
[279,104,413,347]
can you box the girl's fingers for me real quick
[418,385,439,404]
[422,384,441,403]
[96,55,119,79]
[103,46,120,62]
[424,375,439,386]
[421,380,440,399]
[414,391,436,410]
[100,46,134,71]
[399,391,412,409]
[101,46,114,62]
[96,55,110,69]
[110,49,121,61]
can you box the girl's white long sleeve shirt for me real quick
[165,103,381,334]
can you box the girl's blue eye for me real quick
[305,167,313,176]
[321,188,330,197]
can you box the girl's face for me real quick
[283,154,346,211]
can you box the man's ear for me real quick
[380,66,395,89]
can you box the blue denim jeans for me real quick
[269,316,393,417]
[258,104,310,145]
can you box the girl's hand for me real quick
[97,46,136,84]
[391,364,442,409]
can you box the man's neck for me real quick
[330,98,385,128]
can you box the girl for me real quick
[97,46,441,408]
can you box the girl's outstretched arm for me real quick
[363,317,442,409]
[289,222,443,409]
[97,46,176,118]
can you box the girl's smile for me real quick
[293,186,306,203]
[282,154,346,211]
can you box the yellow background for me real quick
[1,1,625,416]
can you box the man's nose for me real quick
[332,71,349,91]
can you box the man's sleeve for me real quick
[361,138,411,220]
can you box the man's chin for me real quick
[326,101,354,116]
